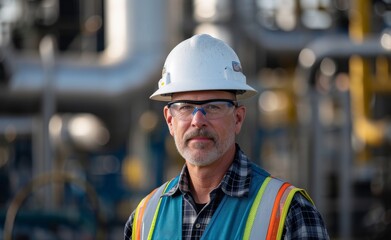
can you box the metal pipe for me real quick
[39,35,56,208]
[0,0,167,108]
[0,0,169,148]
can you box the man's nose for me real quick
[192,107,206,116]
[191,107,208,126]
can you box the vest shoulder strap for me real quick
[132,180,173,240]
[244,176,313,240]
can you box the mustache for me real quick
[184,129,216,142]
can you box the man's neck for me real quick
[186,146,236,204]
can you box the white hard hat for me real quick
[150,34,258,101]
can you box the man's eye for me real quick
[204,104,221,111]
[178,104,194,111]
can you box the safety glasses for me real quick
[167,99,238,121]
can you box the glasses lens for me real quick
[169,102,196,119]
[168,100,236,120]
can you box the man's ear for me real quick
[234,105,246,134]
[164,106,174,136]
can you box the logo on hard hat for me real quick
[159,67,167,87]
[232,61,242,72]
[162,67,166,76]
[159,67,171,88]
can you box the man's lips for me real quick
[184,129,216,143]
[188,136,212,142]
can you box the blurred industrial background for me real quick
[0,0,391,239]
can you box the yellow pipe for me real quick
[349,0,390,148]
[372,57,391,93]
[349,0,370,42]
[349,56,385,145]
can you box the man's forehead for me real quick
[171,90,236,101]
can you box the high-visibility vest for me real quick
[132,165,313,240]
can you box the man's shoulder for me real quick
[285,193,330,239]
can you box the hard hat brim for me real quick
[149,80,258,101]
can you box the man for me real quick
[124,34,329,239]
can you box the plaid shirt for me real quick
[124,145,329,240]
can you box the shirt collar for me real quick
[164,144,252,198]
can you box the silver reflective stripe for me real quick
[249,178,284,239]
[140,183,168,240]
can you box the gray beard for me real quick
[174,129,235,167]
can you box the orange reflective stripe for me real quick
[134,188,158,240]
[266,182,291,239]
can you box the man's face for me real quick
[164,91,246,167]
